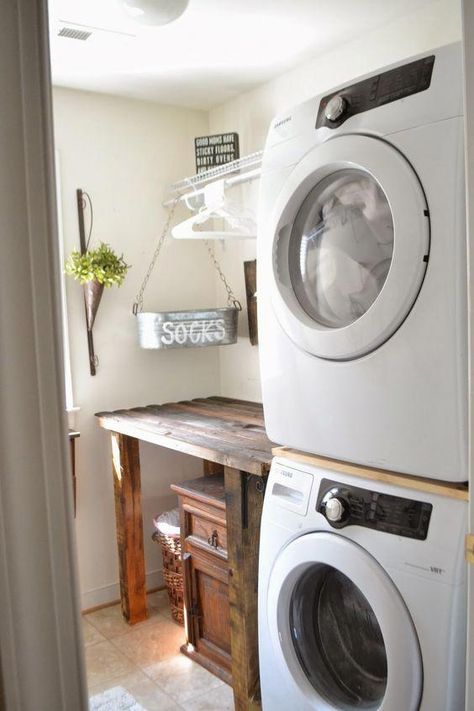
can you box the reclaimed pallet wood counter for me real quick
[96,396,275,711]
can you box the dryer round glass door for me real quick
[289,168,394,329]
[266,532,422,710]
[268,134,429,360]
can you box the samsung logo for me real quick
[274,116,292,129]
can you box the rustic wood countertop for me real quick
[96,396,275,711]
[96,396,274,476]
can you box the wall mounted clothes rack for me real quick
[165,150,263,206]
[164,151,263,240]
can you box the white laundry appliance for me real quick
[258,457,467,710]
[257,43,467,482]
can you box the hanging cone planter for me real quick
[66,189,130,375]
[83,279,104,331]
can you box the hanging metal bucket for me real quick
[137,306,239,349]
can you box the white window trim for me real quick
[54,149,76,414]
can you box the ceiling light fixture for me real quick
[121,0,189,26]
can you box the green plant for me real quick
[65,242,130,287]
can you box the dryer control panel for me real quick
[316,54,435,129]
[316,478,432,540]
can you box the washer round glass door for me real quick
[290,564,387,707]
[266,532,422,710]
[268,135,429,360]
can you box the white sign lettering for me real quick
[161,318,227,346]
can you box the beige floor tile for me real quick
[184,682,234,711]
[89,670,181,711]
[82,617,107,647]
[85,639,137,688]
[111,618,186,669]
[147,589,172,618]
[89,669,148,696]
[144,653,223,704]
[86,602,163,640]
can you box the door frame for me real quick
[0,1,87,709]
[462,3,474,707]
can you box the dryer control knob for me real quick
[325,496,345,523]
[325,95,346,122]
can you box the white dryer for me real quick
[258,458,467,710]
[257,43,467,482]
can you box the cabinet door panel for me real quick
[187,542,231,672]
[196,568,231,655]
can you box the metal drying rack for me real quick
[163,150,263,208]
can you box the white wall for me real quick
[52,0,463,609]
[208,0,462,401]
[53,88,217,608]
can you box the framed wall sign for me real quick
[195,133,240,174]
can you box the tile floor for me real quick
[84,590,234,710]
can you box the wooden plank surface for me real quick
[96,398,274,477]
[274,446,469,501]
[171,475,226,509]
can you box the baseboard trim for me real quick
[81,569,164,612]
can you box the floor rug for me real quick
[89,686,145,711]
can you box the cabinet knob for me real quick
[207,530,219,549]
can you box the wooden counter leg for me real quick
[224,466,264,711]
[111,432,147,624]
[203,459,224,477]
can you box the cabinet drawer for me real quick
[188,508,227,553]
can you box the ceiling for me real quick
[48,0,435,110]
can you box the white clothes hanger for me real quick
[172,178,257,240]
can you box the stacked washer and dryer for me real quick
[257,43,468,710]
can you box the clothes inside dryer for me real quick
[288,169,394,328]
[290,563,387,709]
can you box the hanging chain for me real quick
[132,198,179,315]
[204,240,242,310]
[132,196,242,314]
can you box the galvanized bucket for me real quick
[137,307,239,349]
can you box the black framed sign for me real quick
[195,133,240,174]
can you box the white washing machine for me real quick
[258,458,467,710]
[257,43,467,482]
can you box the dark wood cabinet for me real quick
[171,475,232,685]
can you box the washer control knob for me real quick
[325,95,346,122]
[324,496,345,523]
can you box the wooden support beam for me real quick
[225,466,264,711]
[203,459,225,477]
[111,432,147,624]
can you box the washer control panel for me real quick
[316,54,435,129]
[317,478,432,540]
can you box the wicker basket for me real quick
[152,512,184,625]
